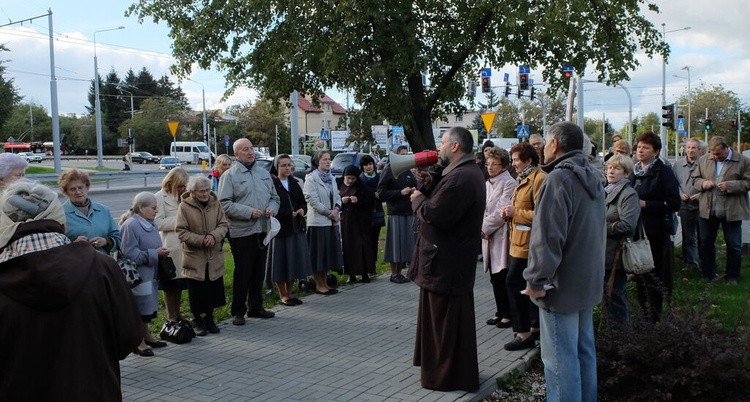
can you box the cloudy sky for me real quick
[0,0,747,133]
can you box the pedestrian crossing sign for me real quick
[676,117,686,134]
[516,125,530,139]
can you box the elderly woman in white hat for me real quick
[0,179,142,400]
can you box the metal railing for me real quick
[27,170,170,190]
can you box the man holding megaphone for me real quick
[407,127,486,392]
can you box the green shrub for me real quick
[596,293,750,401]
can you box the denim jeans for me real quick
[539,307,597,402]
[679,206,700,268]
[699,217,742,280]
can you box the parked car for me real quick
[331,152,368,177]
[255,157,308,181]
[17,152,43,163]
[123,151,160,164]
[290,154,312,166]
[159,157,181,170]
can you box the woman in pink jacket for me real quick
[481,147,517,329]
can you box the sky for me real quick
[1,0,749,134]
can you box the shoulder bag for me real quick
[157,256,177,281]
[116,248,142,288]
[621,221,655,274]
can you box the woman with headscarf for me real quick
[267,154,312,305]
[339,165,376,283]
[359,154,384,270]
[154,168,190,325]
[0,180,141,400]
[303,150,343,295]
[120,192,172,356]
[58,168,120,254]
[176,175,229,336]
[0,153,28,190]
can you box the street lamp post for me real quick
[187,78,208,151]
[682,66,691,136]
[661,23,691,158]
[118,86,135,153]
[93,26,124,168]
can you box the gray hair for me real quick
[118,191,157,225]
[546,122,584,154]
[186,174,212,193]
[446,126,474,154]
[0,153,29,180]
[529,133,544,143]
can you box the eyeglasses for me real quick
[67,185,87,194]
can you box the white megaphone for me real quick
[389,150,438,178]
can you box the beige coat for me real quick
[155,189,184,278]
[692,148,750,222]
[175,192,228,281]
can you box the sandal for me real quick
[133,347,154,357]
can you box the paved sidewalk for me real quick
[120,264,537,402]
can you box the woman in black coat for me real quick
[267,154,313,306]
[339,165,376,283]
[628,132,681,323]
[359,155,384,269]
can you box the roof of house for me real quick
[297,93,347,115]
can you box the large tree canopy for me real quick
[128,0,664,151]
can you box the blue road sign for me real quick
[392,125,404,135]
[519,65,531,74]
[481,67,492,77]
[503,73,509,82]
[676,117,686,134]
[320,129,330,140]
[516,125,530,139]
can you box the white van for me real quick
[170,141,214,164]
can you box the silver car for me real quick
[17,152,43,163]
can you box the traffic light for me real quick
[705,119,713,131]
[562,63,574,79]
[632,123,638,134]
[732,119,738,129]
[481,76,491,93]
[530,87,536,101]
[519,73,529,90]
[661,104,675,130]
[504,82,511,98]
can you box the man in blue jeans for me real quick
[524,122,605,402]
[691,136,750,284]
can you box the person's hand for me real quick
[295,208,304,217]
[702,180,715,190]
[524,286,546,299]
[265,207,274,217]
[689,193,700,201]
[251,208,262,219]
[341,196,350,204]
[328,209,339,220]
[717,181,728,192]
[415,171,432,188]
[349,195,358,203]
[74,235,89,243]
[502,205,515,220]
[410,189,422,202]
[640,199,647,208]
[157,247,170,257]
[203,235,216,248]
[89,237,107,248]
[400,187,413,196]
[681,193,689,201]
[481,232,489,240]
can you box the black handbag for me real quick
[116,248,142,288]
[157,256,177,281]
[159,319,195,344]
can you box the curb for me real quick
[468,347,540,402]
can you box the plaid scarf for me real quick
[0,232,71,264]
[634,159,656,177]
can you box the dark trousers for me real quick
[634,232,673,323]
[679,206,700,268]
[699,217,742,281]
[603,268,630,327]
[370,226,382,264]
[229,234,268,316]
[489,270,511,320]
[506,256,539,333]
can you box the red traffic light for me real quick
[564,71,572,78]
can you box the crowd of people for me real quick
[1,123,748,400]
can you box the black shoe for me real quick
[248,309,276,319]
[486,316,501,326]
[347,276,358,284]
[291,297,303,305]
[193,319,208,336]
[496,320,513,329]
[280,299,296,306]
[144,339,167,348]
[315,288,339,295]
[390,274,409,284]
[232,315,246,326]
[205,320,220,334]
[361,275,371,283]
[504,335,536,351]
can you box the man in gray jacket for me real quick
[218,138,280,325]
[524,122,605,402]
[673,138,701,271]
